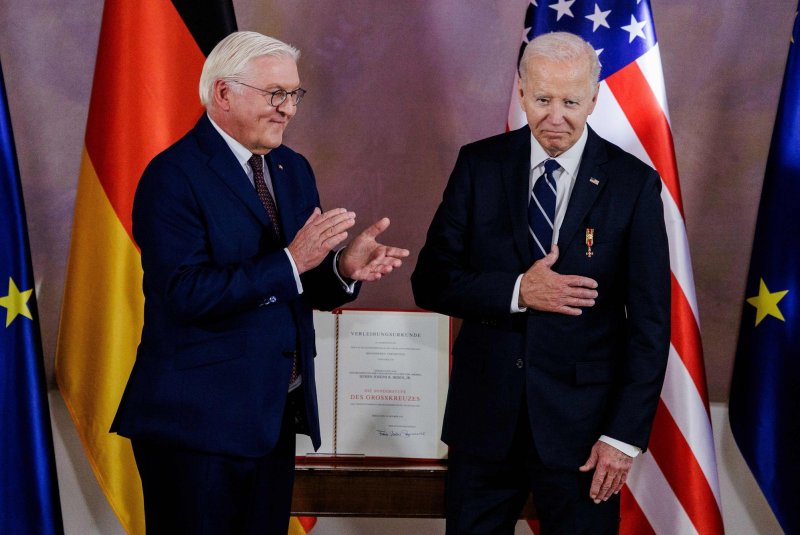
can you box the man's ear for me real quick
[212,79,231,111]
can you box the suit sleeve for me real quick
[605,169,671,450]
[133,157,301,324]
[300,252,360,311]
[412,147,520,319]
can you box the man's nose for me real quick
[276,99,297,116]
[546,104,566,124]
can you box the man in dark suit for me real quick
[112,31,409,534]
[412,32,670,534]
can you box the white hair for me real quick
[199,31,300,107]
[519,32,600,91]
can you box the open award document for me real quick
[296,309,451,460]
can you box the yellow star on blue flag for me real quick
[746,278,788,326]
[0,276,34,327]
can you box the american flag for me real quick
[507,2,725,534]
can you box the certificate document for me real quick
[296,309,450,460]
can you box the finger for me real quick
[610,472,625,496]
[313,209,355,232]
[316,210,355,229]
[564,275,599,290]
[589,469,607,502]
[565,296,596,308]
[564,287,599,300]
[322,231,348,250]
[371,260,403,275]
[545,244,560,263]
[317,207,350,219]
[579,450,598,472]
[557,305,584,316]
[602,470,625,501]
[364,248,410,265]
[350,266,385,282]
[370,252,406,266]
[301,207,322,226]
[314,215,355,244]
[358,217,391,240]
[596,473,616,502]
[383,246,410,258]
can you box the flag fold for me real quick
[1,59,64,535]
[730,5,800,534]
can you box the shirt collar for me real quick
[529,126,588,179]
[207,113,257,171]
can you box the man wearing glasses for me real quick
[112,31,409,533]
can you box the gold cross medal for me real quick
[585,228,594,257]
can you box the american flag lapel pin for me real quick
[278,163,284,171]
[590,177,600,185]
[585,228,594,257]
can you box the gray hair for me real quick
[519,32,600,91]
[199,31,300,107]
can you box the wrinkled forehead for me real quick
[524,57,595,94]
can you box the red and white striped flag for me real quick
[508,2,724,533]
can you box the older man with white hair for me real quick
[413,31,670,534]
[112,31,409,533]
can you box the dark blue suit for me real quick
[112,114,358,531]
[412,125,670,533]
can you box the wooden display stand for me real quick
[293,311,535,519]
[291,459,536,519]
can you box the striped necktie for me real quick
[528,159,560,260]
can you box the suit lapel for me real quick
[501,126,534,266]
[193,114,271,228]
[557,127,608,254]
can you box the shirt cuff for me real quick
[333,249,357,294]
[511,274,527,313]
[283,248,303,294]
[599,435,641,458]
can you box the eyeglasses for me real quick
[232,81,307,107]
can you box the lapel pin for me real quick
[589,177,599,186]
[585,228,594,257]
[278,164,284,171]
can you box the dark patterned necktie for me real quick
[248,154,282,241]
[248,154,299,387]
[528,159,560,260]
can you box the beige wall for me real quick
[0,0,795,406]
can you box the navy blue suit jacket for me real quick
[412,126,670,469]
[112,114,358,457]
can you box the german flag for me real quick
[55,2,238,533]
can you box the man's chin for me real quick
[542,137,572,154]
[260,135,284,151]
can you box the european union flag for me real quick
[730,6,800,534]
[0,60,64,533]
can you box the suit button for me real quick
[516,358,524,369]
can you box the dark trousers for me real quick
[131,392,301,535]
[445,404,620,535]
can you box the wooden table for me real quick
[292,459,536,518]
